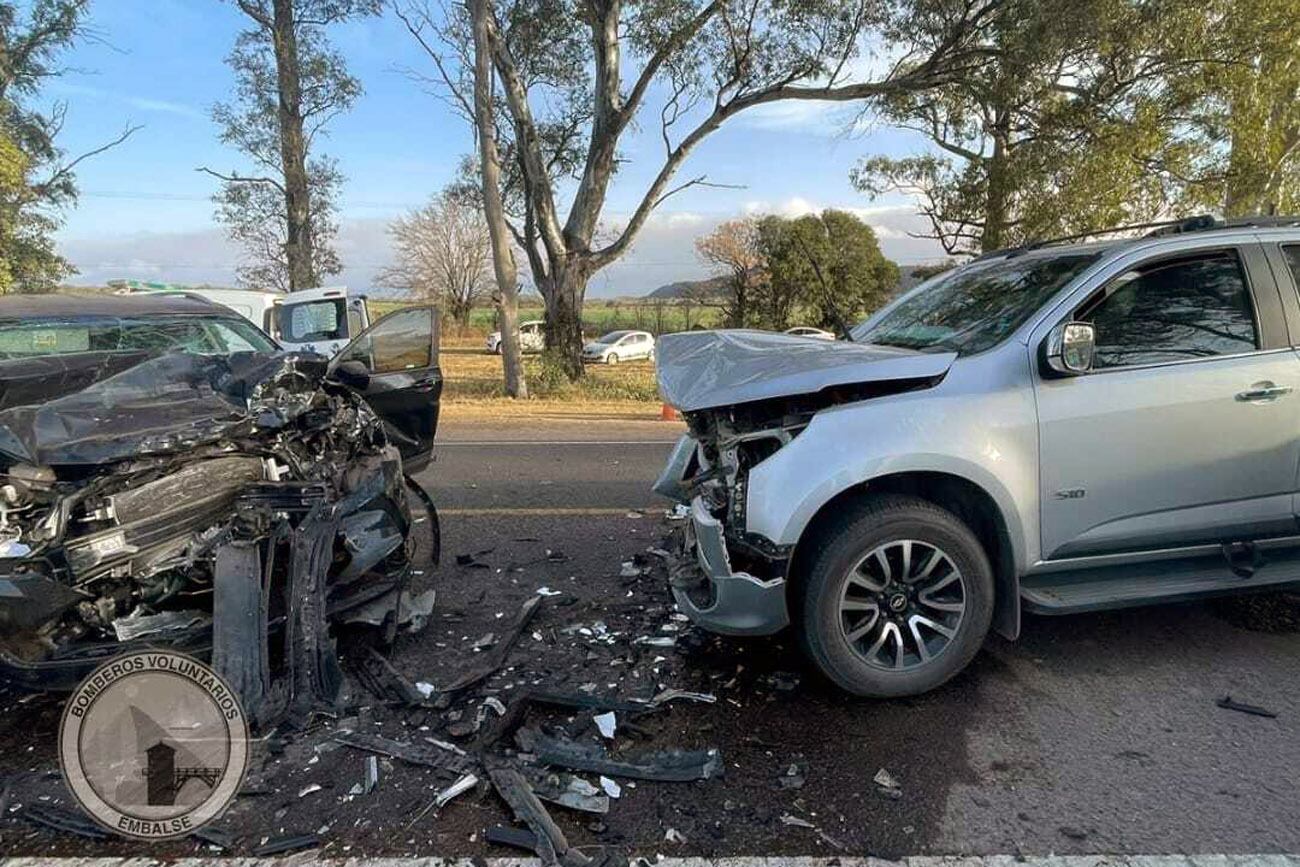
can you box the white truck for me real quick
[111,282,371,357]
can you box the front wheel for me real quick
[647,348,656,363]
[800,494,993,697]
[606,353,619,365]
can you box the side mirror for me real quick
[1044,321,1095,376]
[330,359,371,389]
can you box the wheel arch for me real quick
[787,470,1021,640]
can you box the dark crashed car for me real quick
[0,295,442,721]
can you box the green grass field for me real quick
[372,298,725,337]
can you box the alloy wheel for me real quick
[838,539,967,671]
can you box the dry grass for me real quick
[438,336,662,415]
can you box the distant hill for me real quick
[645,274,730,300]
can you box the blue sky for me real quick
[50,0,941,295]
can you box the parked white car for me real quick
[785,326,837,341]
[581,330,655,364]
[486,319,545,353]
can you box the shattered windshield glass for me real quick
[0,315,277,358]
[853,251,1100,355]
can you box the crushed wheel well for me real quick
[787,472,1019,639]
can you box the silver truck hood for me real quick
[656,330,957,412]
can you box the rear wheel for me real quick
[606,353,620,365]
[801,494,993,697]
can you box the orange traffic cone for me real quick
[660,403,681,421]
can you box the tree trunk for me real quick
[981,118,1011,253]
[470,0,526,398]
[270,0,314,291]
[544,265,587,380]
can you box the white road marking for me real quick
[437,440,680,446]
[10,855,1300,867]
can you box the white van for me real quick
[114,283,371,357]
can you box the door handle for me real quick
[1236,382,1293,402]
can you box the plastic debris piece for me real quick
[252,834,321,856]
[780,813,816,829]
[517,727,723,782]
[779,760,808,790]
[364,755,379,794]
[1217,695,1279,718]
[634,636,677,648]
[435,772,480,808]
[298,783,322,798]
[593,711,617,739]
[21,804,110,840]
[443,595,542,693]
[600,776,621,798]
[665,827,687,844]
[527,770,611,814]
[485,824,538,852]
[334,731,478,774]
[536,586,563,597]
[648,688,717,706]
[416,681,436,699]
[874,767,902,799]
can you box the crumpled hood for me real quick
[0,350,330,466]
[656,329,957,412]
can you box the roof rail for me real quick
[980,213,1300,260]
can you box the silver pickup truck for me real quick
[655,216,1300,697]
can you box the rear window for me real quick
[282,299,347,342]
[0,315,278,358]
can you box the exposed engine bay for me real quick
[0,351,437,727]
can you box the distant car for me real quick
[785,326,837,341]
[486,319,545,354]
[581,330,655,364]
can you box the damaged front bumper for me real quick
[656,436,789,636]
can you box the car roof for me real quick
[0,293,234,320]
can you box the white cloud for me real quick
[48,82,205,121]
[61,204,945,298]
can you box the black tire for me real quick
[800,493,993,697]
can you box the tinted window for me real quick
[337,307,434,374]
[1282,245,1300,292]
[854,252,1100,355]
[1081,253,1258,369]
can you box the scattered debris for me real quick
[874,767,903,799]
[435,772,480,808]
[518,728,723,782]
[485,824,539,852]
[334,731,478,774]
[779,760,808,790]
[593,711,617,739]
[364,755,379,794]
[341,588,436,629]
[486,763,584,865]
[536,586,564,597]
[764,671,802,692]
[297,783,322,798]
[648,688,717,706]
[21,804,110,840]
[442,595,542,693]
[251,833,322,856]
[665,827,687,843]
[1216,695,1279,718]
[619,561,645,578]
[527,769,611,814]
[634,636,677,648]
[600,776,622,798]
[349,646,429,706]
[191,826,235,851]
[780,813,815,829]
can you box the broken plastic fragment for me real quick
[593,711,617,739]
[600,776,621,798]
[536,586,563,597]
[435,773,479,808]
[665,827,686,844]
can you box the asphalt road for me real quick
[423,418,681,512]
[416,418,1300,857]
[0,417,1296,859]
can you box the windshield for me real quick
[853,251,1101,355]
[596,330,630,344]
[0,315,278,359]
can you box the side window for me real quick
[1282,245,1300,292]
[1080,252,1259,369]
[337,307,434,374]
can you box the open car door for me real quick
[329,306,441,474]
